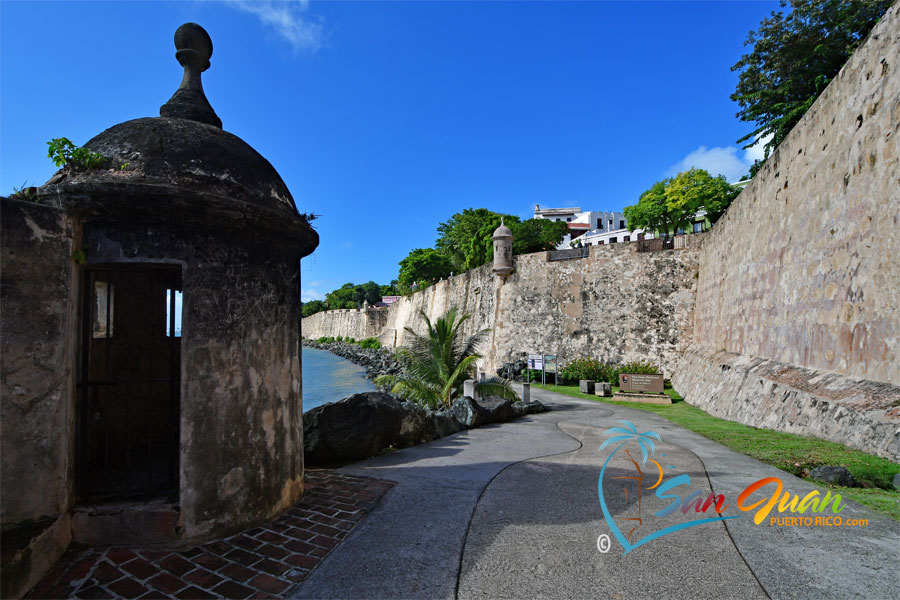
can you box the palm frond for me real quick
[475,377,519,401]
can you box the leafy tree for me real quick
[665,169,740,226]
[732,0,892,167]
[325,283,360,310]
[435,208,519,272]
[623,180,674,237]
[380,280,400,296]
[358,281,382,306]
[301,300,327,318]
[510,218,570,254]
[398,249,454,291]
[624,169,740,236]
[374,307,518,409]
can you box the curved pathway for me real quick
[291,385,900,600]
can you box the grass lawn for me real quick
[533,382,900,520]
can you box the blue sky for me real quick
[1,0,779,299]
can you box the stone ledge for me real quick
[610,393,672,405]
[672,346,900,461]
[1,513,71,599]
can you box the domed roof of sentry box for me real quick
[45,23,308,235]
[492,217,513,239]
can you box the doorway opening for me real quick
[77,265,182,502]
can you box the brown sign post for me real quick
[619,373,664,394]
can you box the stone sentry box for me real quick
[0,23,318,593]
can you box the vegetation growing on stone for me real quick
[46,137,107,171]
[374,307,518,409]
[731,0,892,173]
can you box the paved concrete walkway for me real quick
[292,385,900,600]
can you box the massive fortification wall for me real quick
[303,6,899,460]
[674,5,900,460]
[302,307,387,341]
[304,236,704,378]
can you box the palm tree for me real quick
[374,307,519,409]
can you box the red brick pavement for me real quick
[27,471,394,599]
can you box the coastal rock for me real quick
[302,340,401,380]
[449,396,489,428]
[303,392,405,465]
[511,399,547,418]
[449,396,546,428]
[479,397,516,424]
[398,402,463,445]
[810,466,856,487]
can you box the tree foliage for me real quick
[323,281,383,310]
[624,169,740,236]
[397,248,454,291]
[509,218,570,255]
[435,208,520,272]
[433,208,569,274]
[374,307,518,409]
[302,300,327,318]
[731,0,891,167]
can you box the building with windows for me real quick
[534,205,626,249]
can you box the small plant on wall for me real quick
[47,137,107,171]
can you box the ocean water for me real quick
[302,346,376,412]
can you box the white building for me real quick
[534,205,627,249]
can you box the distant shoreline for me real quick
[301,339,400,381]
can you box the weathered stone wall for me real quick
[302,307,388,342]
[1,199,77,526]
[83,221,305,539]
[674,5,900,460]
[0,198,77,598]
[304,235,705,378]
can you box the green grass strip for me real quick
[533,383,900,520]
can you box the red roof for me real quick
[568,223,590,229]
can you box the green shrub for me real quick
[316,336,335,344]
[346,337,356,343]
[559,357,606,383]
[618,361,660,375]
[359,337,381,349]
[558,358,660,384]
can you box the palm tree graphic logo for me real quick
[597,420,738,555]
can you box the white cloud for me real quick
[301,288,325,302]
[223,0,323,52]
[744,133,772,163]
[667,134,772,183]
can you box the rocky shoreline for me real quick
[300,340,548,465]
[302,339,401,381]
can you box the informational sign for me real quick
[544,355,557,374]
[618,373,664,394]
[526,354,557,385]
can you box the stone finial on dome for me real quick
[160,23,223,129]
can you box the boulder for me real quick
[450,396,547,427]
[511,399,547,418]
[397,402,463,445]
[304,392,406,465]
[478,397,516,424]
[449,396,490,428]
[810,466,856,487]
